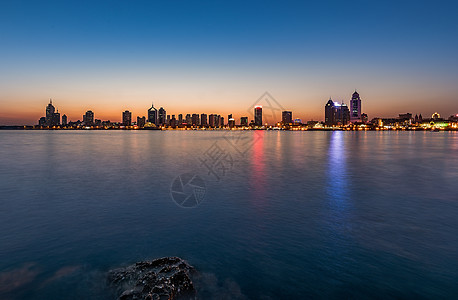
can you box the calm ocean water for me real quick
[0,130,457,299]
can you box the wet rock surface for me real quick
[108,257,196,300]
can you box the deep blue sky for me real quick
[1,0,458,124]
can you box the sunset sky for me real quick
[1,0,458,125]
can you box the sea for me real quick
[0,130,457,299]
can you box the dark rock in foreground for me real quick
[108,257,196,300]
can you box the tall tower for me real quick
[148,102,158,125]
[325,98,335,126]
[122,110,132,126]
[45,99,55,126]
[158,107,166,125]
[254,105,262,126]
[350,90,362,123]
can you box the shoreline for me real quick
[0,126,457,132]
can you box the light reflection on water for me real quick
[0,131,457,299]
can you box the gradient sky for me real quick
[1,0,458,125]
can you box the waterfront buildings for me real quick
[148,103,158,125]
[282,111,293,125]
[350,91,362,122]
[325,99,350,126]
[39,99,61,126]
[158,107,166,125]
[122,110,132,126]
[83,110,94,126]
[240,117,248,127]
[200,114,208,126]
[254,105,262,126]
[137,116,146,127]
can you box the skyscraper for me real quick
[45,99,55,126]
[209,114,217,127]
[228,117,235,128]
[350,91,362,123]
[325,99,335,126]
[192,114,200,126]
[83,110,94,126]
[254,105,262,126]
[200,114,208,126]
[240,117,248,127]
[52,110,60,126]
[158,107,166,125]
[122,110,132,126]
[282,111,292,124]
[137,116,146,127]
[147,103,158,125]
[325,98,350,126]
[62,114,67,126]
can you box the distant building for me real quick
[200,114,208,126]
[209,114,217,127]
[158,107,166,125]
[178,114,183,124]
[240,117,248,127]
[148,103,158,125]
[220,116,224,127]
[38,117,46,126]
[52,110,60,126]
[254,105,262,126]
[325,98,350,126]
[137,116,146,127]
[361,113,368,123]
[192,114,200,126]
[62,114,67,126]
[399,113,412,125]
[185,114,191,125]
[45,99,55,126]
[325,99,335,126]
[83,110,94,126]
[170,115,177,127]
[228,118,235,128]
[350,90,362,123]
[282,111,292,124]
[122,110,132,126]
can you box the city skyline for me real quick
[28,95,458,130]
[1,0,458,125]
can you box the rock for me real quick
[108,257,196,300]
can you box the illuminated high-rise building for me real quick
[83,110,94,126]
[200,114,208,126]
[158,107,166,125]
[45,99,55,126]
[350,90,362,123]
[137,116,146,127]
[325,98,350,126]
[240,117,248,127]
[122,110,132,126]
[282,111,292,124]
[254,105,262,126]
[62,114,67,126]
[191,114,200,126]
[325,99,335,126]
[148,102,158,125]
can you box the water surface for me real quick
[0,131,457,299]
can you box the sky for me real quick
[1,0,458,125]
